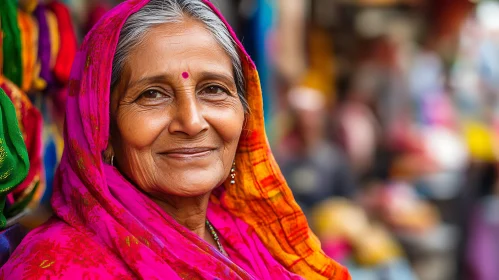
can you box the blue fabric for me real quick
[0,224,28,267]
[240,0,276,131]
[42,137,57,204]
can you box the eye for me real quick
[140,89,165,99]
[200,85,228,96]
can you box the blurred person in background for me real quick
[458,2,499,279]
[276,86,356,215]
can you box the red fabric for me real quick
[47,1,77,84]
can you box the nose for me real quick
[168,95,208,136]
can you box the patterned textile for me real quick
[0,1,350,279]
[0,89,29,228]
[17,10,39,92]
[0,77,44,216]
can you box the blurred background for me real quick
[4,0,499,279]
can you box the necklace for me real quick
[206,219,228,257]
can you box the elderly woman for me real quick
[1,1,350,279]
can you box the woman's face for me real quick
[109,19,245,199]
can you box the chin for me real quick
[159,184,218,198]
[158,169,225,197]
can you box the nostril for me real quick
[168,102,209,137]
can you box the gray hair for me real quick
[111,0,248,112]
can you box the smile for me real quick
[159,147,216,159]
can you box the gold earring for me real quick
[230,161,236,185]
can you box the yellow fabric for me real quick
[19,0,39,13]
[214,48,350,279]
[310,199,402,266]
[463,121,496,161]
[17,10,39,92]
[301,28,336,104]
[45,10,60,70]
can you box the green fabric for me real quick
[1,0,23,87]
[5,182,38,219]
[0,88,29,228]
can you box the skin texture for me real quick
[106,18,245,245]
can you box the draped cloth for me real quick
[0,88,29,228]
[0,1,23,88]
[0,1,350,279]
[0,77,44,219]
[45,10,60,71]
[33,5,52,90]
[17,10,39,92]
[48,1,77,85]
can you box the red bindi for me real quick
[182,72,189,79]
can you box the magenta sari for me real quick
[0,1,350,279]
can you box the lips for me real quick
[159,147,216,159]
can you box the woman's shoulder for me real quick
[0,218,133,280]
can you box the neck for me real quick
[151,193,211,238]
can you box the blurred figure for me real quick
[335,77,380,180]
[277,86,356,215]
[311,198,417,280]
[453,3,499,279]
[465,192,499,280]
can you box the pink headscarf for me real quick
[1,1,350,279]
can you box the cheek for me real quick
[116,108,167,148]
[113,108,168,190]
[205,105,245,146]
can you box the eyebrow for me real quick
[197,71,236,87]
[127,74,169,91]
[126,70,236,92]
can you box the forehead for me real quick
[124,19,233,79]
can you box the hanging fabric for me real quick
[17,10,39,92]
[33,5,53,90]
[1,1,23,88]
[48,1,77,84]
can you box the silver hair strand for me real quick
[111,0,248,112]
